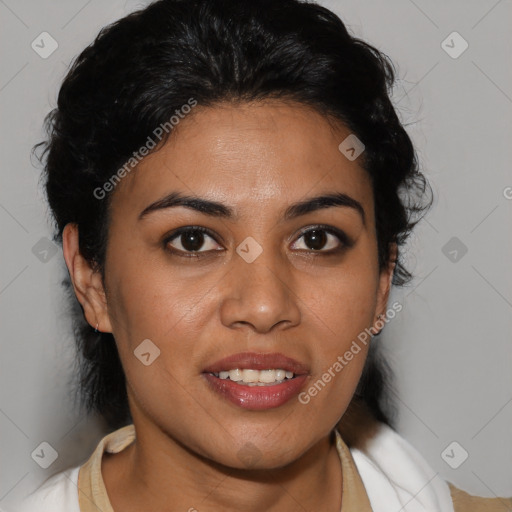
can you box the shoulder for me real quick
[16,466,81,512]
[448,482,512,512]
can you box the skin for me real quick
[63,100,395,512]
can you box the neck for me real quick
[102,418,343,512]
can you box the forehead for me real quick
[111,100,374,219]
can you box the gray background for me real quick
[1,0,511,508]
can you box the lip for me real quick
[202,351,310,374]
[202,351,310,410]
[203,373,309,410]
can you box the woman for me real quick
[19,0,512,510]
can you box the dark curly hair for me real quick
[35,0,432,430]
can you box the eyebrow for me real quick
[138,191,365,224]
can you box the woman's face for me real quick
[92,100,393,468]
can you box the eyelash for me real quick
[162,224,353,259]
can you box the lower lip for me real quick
[203,373,308,410]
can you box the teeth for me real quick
[259,369,277,383]
[229,369,243,381]
[213,368,296,384]
[242,369,259,383]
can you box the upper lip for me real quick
[203,352,309,375]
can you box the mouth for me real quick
[202,352,310,410]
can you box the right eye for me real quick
[163,226,223,257]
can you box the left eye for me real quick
[291,227,346,252]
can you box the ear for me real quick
[373,242,397,331]
[62,223,112,333]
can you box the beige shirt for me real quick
[77,424,512,511]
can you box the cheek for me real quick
[105,265,211,425]
[295,253,378,407]
[104,252,221,403]
[106,248,212,338]
[301,263,378,343]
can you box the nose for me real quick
[219,247,301,334]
